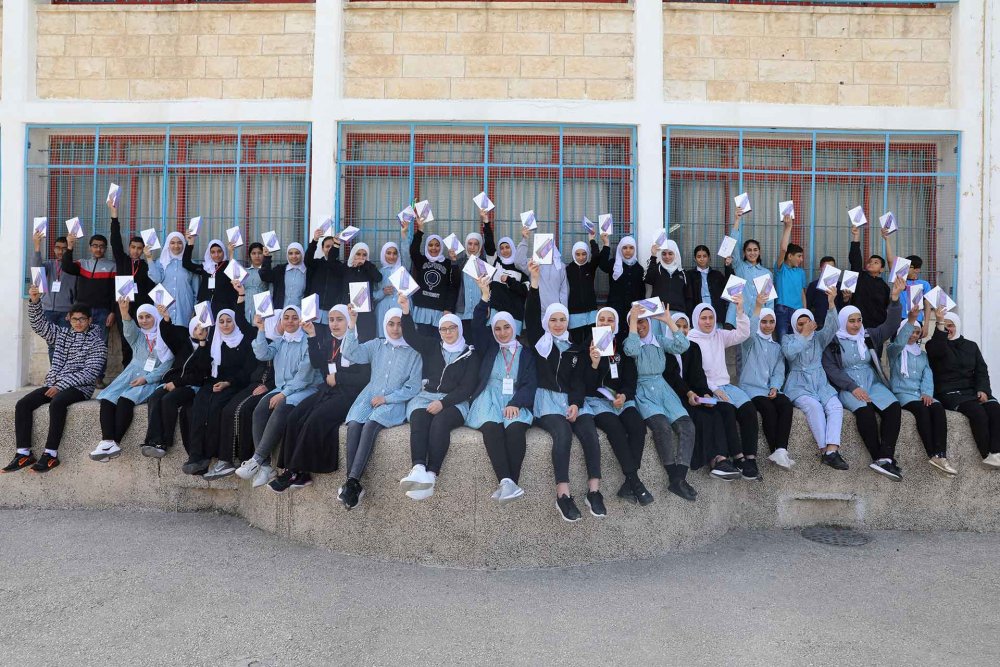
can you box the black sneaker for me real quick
[667,480,696,502]
[585,491,607,518]
[630,478,654,506]
[30,452,60,473]
[2,452,36,473]
[822,450,850,470]
[869,460,902,481]
[556,494,582,522]
[616,480,636,503]
[141,445,167,459]
[341,478,364,510]
[290,472,313,489]
[710,459,741,481]
[738,458,760,481]
[268,470,295,494]
[680,479,698,498]
[181,459,210,475]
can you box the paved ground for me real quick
[1,510,997,667]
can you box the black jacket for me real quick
[468,299,536,409]
[159,322,213,388]
[182,243,239,313]
[926,327,993,402]
[848,241,890,328]
[523,285,588,408]
[646,259,690,314]
[807,278,846,324]
[304,240,344,312]
[410,230,461,313]
[209,305,258,389]
[306,327,372,392]
[60,248,116,311]
[684,267,726,319]
[487,261,529,321]
[664,343,711,400]
[566,240,605,315]
[401,313,479,408]
[822,300,901,393]
[110,216,155,316]
[600,252,645,314]
[258,256,306,311]
[585,336,638,402]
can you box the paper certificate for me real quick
[140,228,161,250]
[891,257,911,281]
[632,296,665,319]
[819,264,842,291]
[253,292,274,318]
[224,259,247,283]
[151,283,175,308]
[115,276,138,301]
[598,214,613,234]
[194,301,214,327]
[66,217,84,239]
[734,192,752,215]
[188,216,202,236]
[225,226,244,248]
[847,205,867,227]
[31,267,48,294]
[879,212,898,235]
[348,283,371,313]
[262,230,281,252]
[779,200,795,219]
[906,283,924,311]
[107,183,120,208]
[33,217,48,236]
[592,326,614,357]
[301,294,320,322]
[337,226,361,243]
[532,234,555,265]
[754,274,777,302]
[389,266,420,298]
[717,235,737,259]
[473,192,495,213]
[841,270,860,293]
[442,233,462,254]
[463,256,497,282]
[520,210,537,231]
[721,275,747,303]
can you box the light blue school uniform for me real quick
[467,347,534,428]
[725,227,775,327]
[834,336,898,411]
[342,330,423,427]
[739,317,786,399]
[887,322,936,406]
[622,330,691,423]
[242,266,267,324]
[534,339,594,418]
[283,267,307,309]
[373,266,398,338]
[456,272,481,322]
[406,348,471,420]
[781,310,839,404]
[774,263,807,309]
[251,331,320,406]
[97,320,172,405]
[147,258,197,324]
[569,310,598,330]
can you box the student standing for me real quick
[183,236,239,314]
[305,231,343,321]
[147,231,197,325]
[31,232,77,361]
[847,225,891,332]
[685,245,727,321]
[450,208,496,331]
[723,211,774,328]
[806,256,844,324]
[515,227,568,315]
[108,202,155,368]
[601,234,645,327]
[773,213,807,339]
[646,239,689,316]
[61,231,117,371]
[374,241,404,338]
[241,242,268,325]
[340,242,383,341]
[565,230,605,344]
[258,243,308,310]
[488,236,529,332]
[406,215,460,334]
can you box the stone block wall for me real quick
[35,5,315,100]
[342,1,634,100]
[664,4,952,107]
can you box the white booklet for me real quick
[317,217,334,238]
[389,266,420,298]
[301,294,320,323]
[879,211,898,235]
[923,286,956,312]
[717,235,737,258]
[598,214,613,235]
[906,283,924,311]
[721,275,747,303]
[107,183,120,208]
[397,206,416,227]
[253,291,274,319]
[31,267,48,294]
[841,270,860,293]
[778,200,795,220]
[847,205,867,227]
[337,225,361,243]
[653,230,668,248]
[415,200,435,223]
[261,230,280,252]
[532,233,555,265]
[194,300,214,327]
[753,274,777,302]
[442,233,462,254]
[463,256,497,282]
[224,259,247,283]
[818,264,843,291]
[473,192,494,213]
[734,192,752,215]
[140,228,161,251]
[33,217,48,236]
[150,283,175,308]
[891,257,911,282]
[225,225,244,248]
[520,210,537,231]
[632,296,665,319]
[581,217,595,234]
[66,217,84,239]
[348,282,371,313]
[592,326,615,357]
[188,216,202,236]
[115,275,138,301]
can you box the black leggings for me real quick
[185,386,239,461]
[594,407,647,476]
[716,401,759,458]
[14,387,88,452]
[408,406,466,474]
[536,413,601,484]
[143,385,197,449]
[902,400,948,458]
[99,398,136,443]
[751,394,793,453]
[479,421,530,484]
[853,403,902,462]
[954,399,1000,457]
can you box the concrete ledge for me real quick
[1,389,998,568]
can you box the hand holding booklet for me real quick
[879,212,898,235]
[33,217,48,236]
[592,326,615,356]
[841,270,860,293]
[107,183,120,208]
[819,264,842,291]
[397,207,416,227]
[224,259,247,283]
[463,256,497,282]
[317,217,334,238]
[349,282,371,313]
[66,217,84,239]
[598,214,613,234]
[194,301,214,327]
[754,274,777,302]
[891,257,911,282]
[779,200,795,220]
[253,292,274,319]
[734,192,752,215]
[520,210,537,231]
[532,233,555,265]
[923,286,956,312]
[141,228,161,251]
[225,225,244,248]
[262,230,280,252]
[414,200,435,223]
[654,230,668,248]
[389,266,420,298]
[301,294,320,323]
[717,235,737,259]
[632,296,665,319]
[151,283,175,308]
[115,276,138,301]
[473,192,494,213]
[337,226,361,243]
[442,233,462,254]
[581,217,595,234]
[31,267,48,294]
[721,275,747,303]
[188,216,202,236]
[847,205,867,227]
[906,283,923,311]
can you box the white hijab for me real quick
[612,236,637,281]
[491,311,519,352]
[756,307,776,342]
[944,313,961,340]
[659,239,683,274]
[572,241,590,267]
[897,320,922,377]
[535,303,570,357]
[686,304,717,343]
[202,239,227,275]
[210,309,244,376]
[596,306,619,334]
[496,237,516,266]
[791,308,816,341]
[187,317,206,351]
[138,304,174,363]
[382,307,408,348]
[423,235,445,263]
[836,306,867,357]
[438,313,467,354]
[465,233,483,256]
[380,242,401,271]
[329,304,351,340]
[285,243,306,273]
[279,305,305,343]
[670,312,690,368]
[159,232,186,269]
[348,242,370,268]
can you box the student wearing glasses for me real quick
[61,229,117,378]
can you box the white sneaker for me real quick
[406,487,434,501]
[767,448,794,470]
[498,479,525,504]
[252,465,274,488]
[491,483,504,500]
[982,453,1000,469]
[234,459,260,480]
[399,464,434,492]
[89,440,121,462]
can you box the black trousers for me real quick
[99,398,136,442]
[751,394,793,453]
[686,405,728,469]
[853,403,902,461]
[14,387,88,452]
[143,385,196,449]
[409,406,466,474]
[185,385,239,461]
[715,401,759,458]
[536,413,601,484]
[902,400,948,458]
[218,386,268,464]
[594,407,648,476]
[953,399,1000,457]
[479,421,530,484]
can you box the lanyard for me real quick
[131,259,139,278]
[500,344,518,378]
[329,339,342,363]
[146,335,157,357]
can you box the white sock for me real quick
[16,448,31,456]
[44,449,58,458]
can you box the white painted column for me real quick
[308,0,342,231]
[633,0,665,254]
[979,0,999,371]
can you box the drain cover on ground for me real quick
[801,526,871,547]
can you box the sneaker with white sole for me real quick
[252,465,274,488]
[982,453,1000,469]
[89,440,121,462]
[869,460,902,481]
[203,460,237,481]
[928,456,958,476]
[405,487,434,500]
[491,483,504,500]
[767,448,795,470]
[498,479,525,504]
[234,459,260,480]
[399,464,434,492]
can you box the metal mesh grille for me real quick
[664,128,960,295]
[25,124,310,284]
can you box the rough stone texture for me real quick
[35,5,314,100]
[664,4,953,107]
[342,2,634,100]
[2,389,998,569]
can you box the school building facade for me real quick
[0,0,996,390]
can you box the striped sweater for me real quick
[29,300,106,398]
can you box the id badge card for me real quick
[609,362,619,379]
[502,378,515,395]
[208,275,216,290]
[51,281,62,293]
[143,358,156,372]
[328,363,337,375]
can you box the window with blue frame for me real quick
[663,127,960,294]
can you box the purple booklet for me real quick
[536,238,553,259]
[400,271,410,290]
[597,329,614,351]
[352,288,368,308]
[582,217,595,233]
[118,280,135,297]
[476,258,488,277]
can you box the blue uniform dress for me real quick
[406,347,472,420]
[242,266,267,324]
[466,345,534,428]
[147,257,197,324]
[282,266,307,310]
[97,320,173,405]
[622,330,691,423]
[250,331,320,406]
[342,330,423,427]
[781,310,839,404]
[834,336,898,411]
[533,339,594,418]
[738,317,785,398]
[725,227,775,328]
[373,265,399,338]
[887,322,936,405]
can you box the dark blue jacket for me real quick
[468,299,536,410]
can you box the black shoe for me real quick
[141,445,167,459]
[268,470,295,494]
[822,450,850,470]
[556,494,582,522]
[710,459,741,480]
[616,481,636,504]
[630,478,654,506]
[341,478,364,510]
[30,452,60,473]
[869,460,902,481]
[181,459,210,475]
[2,452,36,473]
[290,472,313,489]
[738,458,760,481]
[668,480,697,502]
[585,490,607,518]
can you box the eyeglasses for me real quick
[439,325,459,333]
[90,243,106,249]
[69,316,91,323]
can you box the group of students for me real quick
[8,203,1000,524]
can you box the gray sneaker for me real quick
[203,460,237,481]
[498,478,525,504]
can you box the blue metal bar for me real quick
[808,130,817,280]
[558,125,564,246]
[952,133,962,296]
[666,167,958,178]
[664,127,672,237]
[234,124,243,231]
[304,123,312,241]
[667,125,961,137]
[160,128,170,230]
[881,133,891,262]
